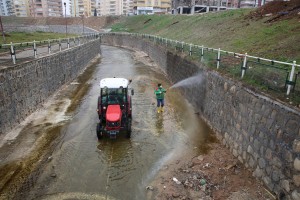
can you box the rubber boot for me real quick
[157,107,160,113]
[161,107,164,112]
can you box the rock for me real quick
[292,190,300,200]
[294,158,300,171]
[50,173,57,178]
[293,140,300,153]
[173,177,181,184]
[197,155,204,161]
[203,163,211,168]
[184,180,189,187]
[224,82,228,91]
[265,13,272,17]
[293,175,300,187]
[172,193,180,198]
[201,185,206,191]
[280,180,290,192]
[230,85,236,93]
[258,158,266,168]
[146,186,154,190]
[188,162,194,168]
[253,167,263,178]
[163,186,166,189]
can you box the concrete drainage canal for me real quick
[0,45,213,200]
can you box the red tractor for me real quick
[96,78,134,139]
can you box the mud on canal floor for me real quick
[0,46,274,200]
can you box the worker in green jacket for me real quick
[154,83,166,113]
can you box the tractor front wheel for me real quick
[126,118,132,138]
[96,123,103,140]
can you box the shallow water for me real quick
[23,45,213,200]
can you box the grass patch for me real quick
[1,32,78,44]
[112,9,300,63]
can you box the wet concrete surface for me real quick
[0,45,214,200]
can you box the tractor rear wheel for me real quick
[126,118,132,138]
[96,123,103,140]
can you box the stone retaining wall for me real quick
[0,39,101,134]
[102,34,300,200]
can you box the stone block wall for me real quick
[0,39,100,134]
[101,34,300,199]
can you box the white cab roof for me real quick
[100,78,129,88]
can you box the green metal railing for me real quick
[101,32,300,104]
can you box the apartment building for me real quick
[97,0,120,15]
[0,0,14,16]
[173,0,274,14]
[29,0,63,17]
[240,0,272,7]
[48,0,63,16]
[14,0,29,16]
[91,0,99,16]
[123,0,134,15]
[94,0,131,16]
[133,0,171,15]
[69,0,93,16]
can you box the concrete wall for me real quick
[0,39,101,135]
[101,34,300,199]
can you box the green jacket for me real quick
[154,87,166,99]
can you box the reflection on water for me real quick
[155,113,164,136]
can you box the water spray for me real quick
[169,73,204,90]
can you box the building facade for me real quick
[0,0,15,16]
[14,0,29,16]
[28,0,63,17]
[96,0,133,16]
[172,0,274,14]
[133,0,171,15]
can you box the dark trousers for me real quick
[157,99,164,107]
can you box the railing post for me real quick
[59,38,62,51]
[33,40,37,58]
[181,42,184,52]
[217,48,221,69]
[48,39,51,54]
[10,42,16,64]
[67,38,70,49]
[241,53,247,78]
[189,44,192,56]
[286,61,296,95]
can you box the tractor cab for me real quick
[96,78,133,139]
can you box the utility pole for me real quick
[81,15,84,34]
[64,2,67,37]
